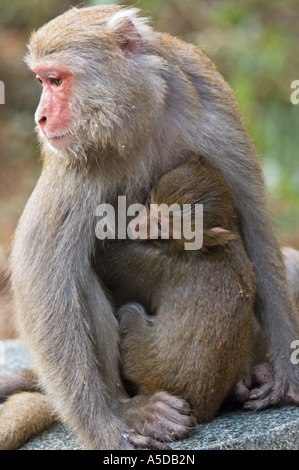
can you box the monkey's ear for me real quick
[204,227,234,246]
[108,11,142,55]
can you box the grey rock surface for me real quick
[1,339,299,450]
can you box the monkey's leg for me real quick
[0,392,56,450]
[0,369,40,402]
[234,250,299,411]
[117,303,193,442]
[117,302,157,384]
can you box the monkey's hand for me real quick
[234,362,299,410]
[119,391,194,447]
[233,363,281,411]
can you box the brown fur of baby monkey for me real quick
[103,157,256,423]
[130,157,237,249]
[5,4,299,450]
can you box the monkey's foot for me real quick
[233,363,282,411]
[119,391,194,444]
[235,361,299,410]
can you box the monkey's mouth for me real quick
[47,131,73,140]
[46,131,74,148]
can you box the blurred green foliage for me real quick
[0,0,298,251]
[121,0,299,237]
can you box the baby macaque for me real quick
[101,156,256,423]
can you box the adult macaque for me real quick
[2,4,299,450]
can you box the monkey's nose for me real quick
[38,116,47,125]
[38,116,47,133]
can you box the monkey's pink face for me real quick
[33,63,74,150]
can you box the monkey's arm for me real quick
[233,247,299,409]
[10,166,143,450]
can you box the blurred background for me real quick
[0,0,298,269]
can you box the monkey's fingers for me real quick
[120,391,193,443]
[234,363,280,410]
[123,433,171,450]
[243,384,275,411]
[243,387,282,411]
[243,367,283,411]
[233,375,252,404]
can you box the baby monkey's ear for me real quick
[204,227,235,247]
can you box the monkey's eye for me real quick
[49,77,62,86]
[36,76,43,85]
